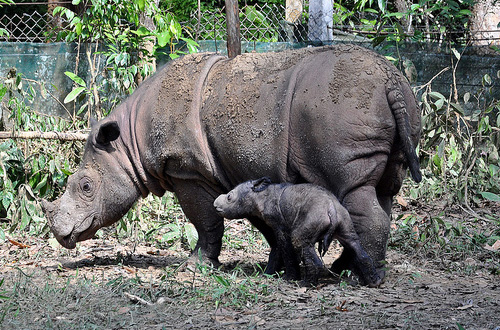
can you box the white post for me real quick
[308,0,333,42]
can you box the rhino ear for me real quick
[96,121,120,146]
[252,177,272,192]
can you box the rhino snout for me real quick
[41,198,83,249]
[213,196,225,215]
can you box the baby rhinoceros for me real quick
[213,177,382,287]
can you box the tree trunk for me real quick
[394,0,414,36]
[470,0,500,46]
[225,0,241,58]
[286,0,303,23]
[48,0,63,29]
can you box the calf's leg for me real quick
[300,244,324,286]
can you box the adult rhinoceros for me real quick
[42,44,421,280]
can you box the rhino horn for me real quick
[41,198,60,226]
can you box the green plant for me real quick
[52,0,198,119]
[330,0,473,46]
[192,265,273,309]
[241,5,278,42]
[408,48,500,208]
[0,73,84,236]
[0,0,14,38]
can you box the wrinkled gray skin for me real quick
[42,44,421,281]
[214,177,382,287]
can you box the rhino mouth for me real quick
[54,213,98,249]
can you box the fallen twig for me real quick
[123,292,153,306]
[0,131,88,141]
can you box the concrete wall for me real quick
[1,41,499,119]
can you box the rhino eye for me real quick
[80,178,93,194]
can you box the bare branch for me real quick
[0,130,88,141]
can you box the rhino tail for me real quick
[386,76,422,183]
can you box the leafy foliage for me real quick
[409,51,500,206]
[51,0,198,119]
[0,75,84,237]
[330,0,474,45]
[0,0,14,37]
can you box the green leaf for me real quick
[428,91,445,100]
[34,175,48,193]
[463,92,470,104]
[479,192,500,202]
[451,48,460,60]
[213,275,230,287]
[434,97,445,110]
[157,30,171,47]
[135,0,145,11]
[372,35,387,47]
[482,74,492,86]
[19,200,30,231]
[63,87,86,103]
[169,20,182,38]
[450,102,464,115]
[64,72,86,87]
[0,86,7,99]
[0,227,5,241]
[134,26,150,36]
[75,22,82,35]
[184,223,198,250]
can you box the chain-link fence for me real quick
[0,10,59,42]
[1,2,499,105]
[2,2,499,45]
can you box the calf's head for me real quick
[213,177,272,219]
[42,120,141,249]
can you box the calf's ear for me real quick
[96,121,120,146]
[252,177,272,192]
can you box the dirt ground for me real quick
[0,203,499,330]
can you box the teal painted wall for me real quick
[1,41,499,118]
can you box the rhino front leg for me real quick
[275,229,300,281]
[332,185,390,280]
[246,215,282,275]
[173,180,225,268]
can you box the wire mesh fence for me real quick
[0,10,57,42]
[0,2,498,105]
[1,2,499,45]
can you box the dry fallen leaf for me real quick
[335,300,349,312]
[122,266,136,274]
[396,195,408,208]
[117,307,130,314]
[484,239,500,252]
[8,239,30,249]
[214,307,237,323]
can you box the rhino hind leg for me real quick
[332,185,390,280]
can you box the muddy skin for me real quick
[43,44,421,281]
